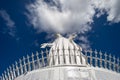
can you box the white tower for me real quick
[1,34,120,80]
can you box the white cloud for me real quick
[0,10,16,37]
[93,0,120,23]
[0,10,15,27]
[26,0,95,34]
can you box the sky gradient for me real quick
[0,0,120,76]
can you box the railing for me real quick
[83,50,120,72]
[0,49,120,80]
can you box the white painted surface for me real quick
[14,66,120,80]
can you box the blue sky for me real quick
[0,0,120,76]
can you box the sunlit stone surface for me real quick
[3,34,120,80]
[15,66,120,80]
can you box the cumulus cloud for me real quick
[93,0,120,23]
[26,0,95,34]
[26,0,120,49]
[0,10,16,37]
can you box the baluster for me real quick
[4,71,7,80]
[99,51,102,68]
[19,59,23,74]
[41,51,45,66]
[109,54,112,70]
[117,58,120,73]
[9,66,13,80]
[89,50,92,66]
[7,68,10,80]
[31,53,35,70]
[2,74,5,80]
[104,53,107,69]
[15,61,20,76]
[113,56,116,71]
[84,50,88,65]
[0,76,1,80]
[36,51,40,68]
[23,56,27,73]
[94,50,98,67]
[27,55,31,71]
[12,64,16,78]
[46,49,50,65]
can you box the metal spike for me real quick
[27,54,31,71]
[31,52,35,70]
[36,51,40,68]
[99,51,103,67]
[32,52,34,57]
[4,71,7,80]
[113,56,116,71]
[15,61,20,76]
[94,49,98,67]
[2,73,5,80]
[23,56,27,73]
[109,54,112,70]
[41,51,45,66]
[7,68,11,80]
[19,59,23,75]
[117,58,120,72]
[104,52,107,68]
[89,49,93,66]
[12,64,16,78]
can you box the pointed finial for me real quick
[23,56,25,60]
[104,52,107,57]
[109,54,112,58]
[27,54,30,59]
[19,59,22,63]
[15,61,18,65]
[32,53,34,57]
[94,49,97,53]
[36,51,39,56]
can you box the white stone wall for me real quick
[15,66,120,80]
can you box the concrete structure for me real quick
[1,34,120,80]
